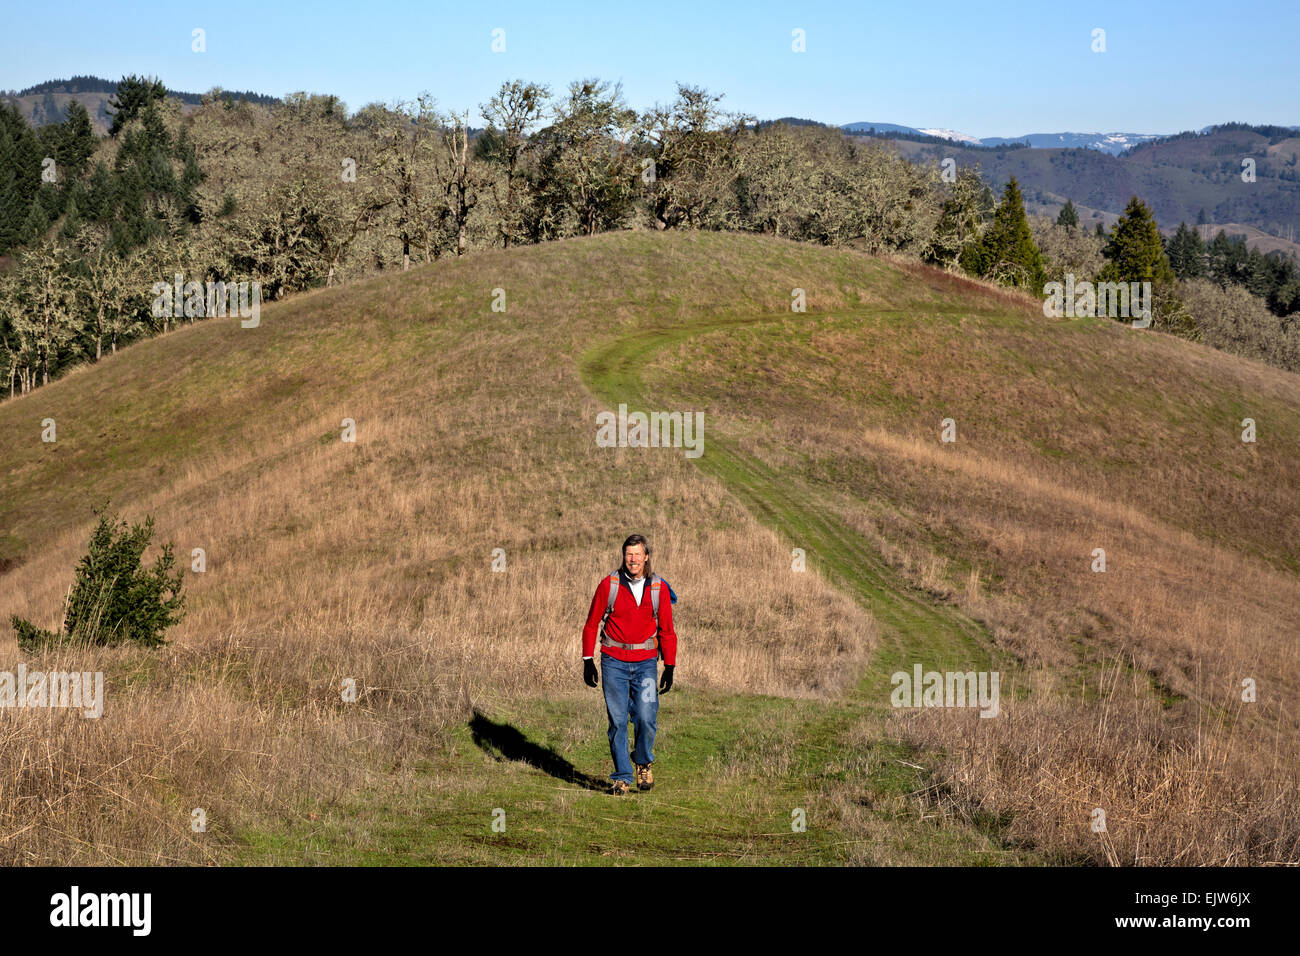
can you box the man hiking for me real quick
[582,534,677,795]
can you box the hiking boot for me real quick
[610,780,632,796]
[635,763,654,791]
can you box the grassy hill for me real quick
[1,231,1296,865]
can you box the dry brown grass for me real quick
[4,231,1295,864]
[0,231,879,863]
[644,264,1300,864]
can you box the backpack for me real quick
[599,572,677,655]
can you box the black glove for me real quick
[659,664,674,694]
[583,658,599,688]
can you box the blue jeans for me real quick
[600,654,658,783]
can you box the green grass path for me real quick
[235,307,1043,865]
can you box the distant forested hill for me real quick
[2,76,279,134]
[876,124,1300,246]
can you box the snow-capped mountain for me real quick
[841,121,1164,155]
[978,131,1163,154]
[915,127,983,146]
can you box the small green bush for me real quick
[11,511,186,651]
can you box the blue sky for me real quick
[2,0,1295,136]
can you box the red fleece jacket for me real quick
[582,573,677,666]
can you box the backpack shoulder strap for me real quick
[650,575,661,622]
[603,572,619,620]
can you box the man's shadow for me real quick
[469,709,607,791]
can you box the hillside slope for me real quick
[1,231,1296,865]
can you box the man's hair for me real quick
[621,533,652,579]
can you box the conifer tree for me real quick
[1056,198,1078,228]
[0,104,42,254]
[965,177,1046,290]
[1167,222,1205,278]
[11,510,185,649]
[21,198,49,244]
[108,74,167,136]
[1206,230,1235,284]
[84,161,114,222]
[57,195,83,241]
[59,101,99,175]
[0,127,28,252]
[1099,195,1174,285]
